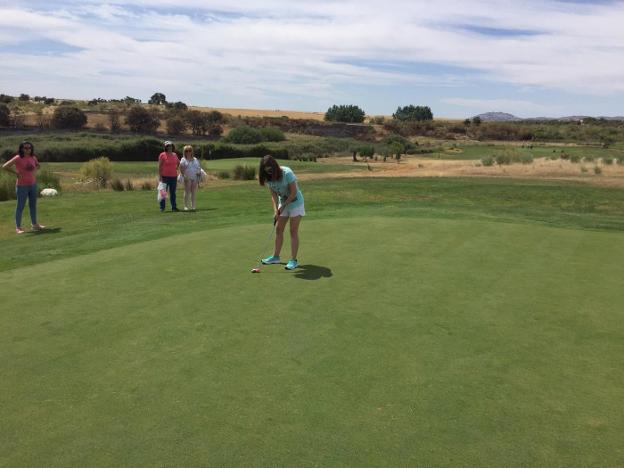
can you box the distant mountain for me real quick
[473,112,521,122]
[478,113,624,122]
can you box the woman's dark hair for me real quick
[18,141,34,158]
[258,154,283,186]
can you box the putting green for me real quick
[2,216,623,466]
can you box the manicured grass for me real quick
[1,177,624,466]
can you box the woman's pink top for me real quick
[159,152,179,177]
[10,154,39,186]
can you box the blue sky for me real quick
[1,0,624,118]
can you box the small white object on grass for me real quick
[40,188,58,197]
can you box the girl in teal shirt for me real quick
[258,155,305,270]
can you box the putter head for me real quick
[251,268,261,273]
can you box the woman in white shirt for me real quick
[179,145,202,211]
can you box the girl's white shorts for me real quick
[279,203,306,218]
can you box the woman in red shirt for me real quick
[2,141,46,234]
[158,140,180,212]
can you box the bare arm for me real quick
[2,158,17,176]
[281,181,298,208]
[270,190,280,221]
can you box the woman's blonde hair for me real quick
[183,145,194,155]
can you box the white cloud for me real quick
[1,0,624,113]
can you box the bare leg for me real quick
[191,180,198,210]
[289,216,302,259]
[184,179,191,209]
[273,215,288,257]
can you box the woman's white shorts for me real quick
[279,203,305,218]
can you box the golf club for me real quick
[250,216,278,273]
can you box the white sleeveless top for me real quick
[180,157,201,181]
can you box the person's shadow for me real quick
[29,227,62,235]
[293,264,333,280]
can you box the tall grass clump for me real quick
[124,179,134,191]
[570,154,581,163]
[495,153,512,165]
[594,166,602,175]
[38,168,61,190]
[80,157,112,188]
[603,157,613,165]
[0,171,14,201]
[216,170,231,179]
[520,154,534,164]
[141,181,154,191]
[111,178,125,191]
[481,156,494,166]
[232,165,256,180]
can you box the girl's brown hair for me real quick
[258,154,283,186]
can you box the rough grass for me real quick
[429,144,624,162]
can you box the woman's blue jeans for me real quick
[16,184,37,228]
[159,176,177,211]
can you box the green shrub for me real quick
[617,158,624,165]
[583,156,594,162]
[111,178,125,191]
[392,105,433,121]
[495,154,512,165]
[124,179,134,191]
[594,166,602,175]
[570,154,581,163]
[0,103,10,126]
[0,171,14,201]
[216,170,231,179]
[224,126,263,144]
[232,165,256,180]
[520,154,534,164]
[38,168,61,190]
[80,157,112,188]
[324,104,366,123]
[166,116,187,135]
[259,126,285,142]
[126,106,160,133]
[481,156,494,166]
[52,106,87,129]
[603,157,613,165]
[559,151,570,160]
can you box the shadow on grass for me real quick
[293,264,333,280]
[29,227,62,235]
[179,207,218,213]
